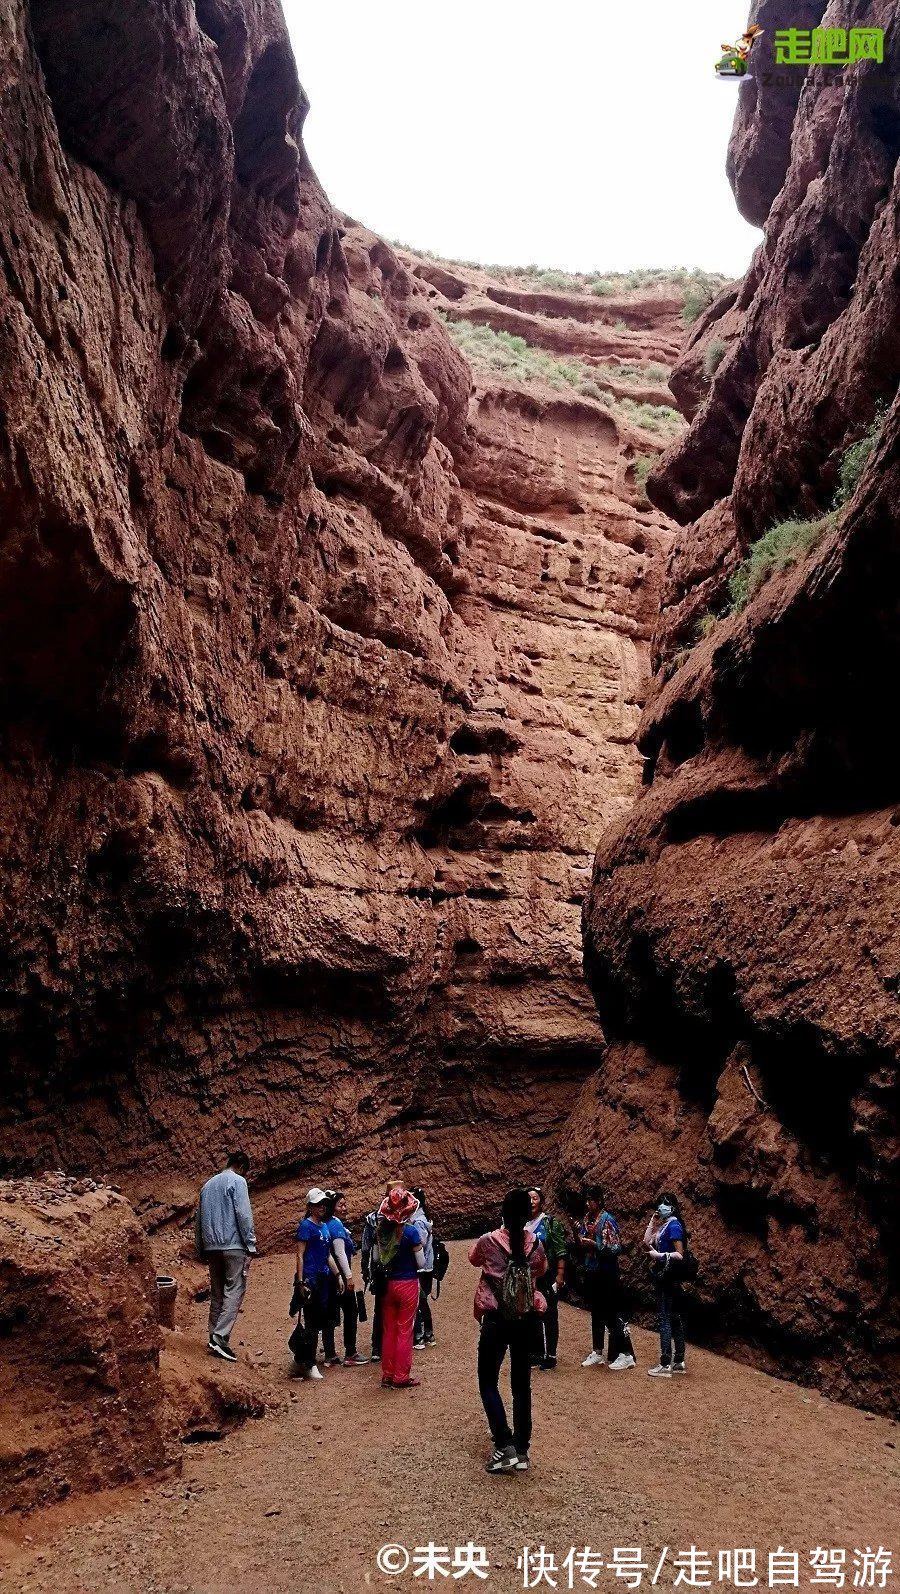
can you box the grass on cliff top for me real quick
[442,317,683,436]
[397,247,728,308]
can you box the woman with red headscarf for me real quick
[373,1186,427,1388]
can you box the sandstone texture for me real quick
[0,1,678,1234]
[575,1,900,1414]
[0,1174,167,1513]
[0,1173,268,1515]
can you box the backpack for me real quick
[540,1214,567,1272]
[369,1256,389,1297]
[679,1245,700,1284]
[488,1237,536,1320]
[497,1255,535,1319]
[433,1238,450,1295]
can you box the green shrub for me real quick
[703,338,727,378]
[696,612,719,639]
[633,454,653,493]
[834,405,886,505]
[441,318,684,439]
[617,398,683,437]
[727,514,834,610]
[593,360,670,387]
[683,282,717,325]
[535,269,575,291]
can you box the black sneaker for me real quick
[486,1444,518,1474]
[424,1335,436,1346]
[209,1336,237,1363]
[324,1355,342,1367]
[537,1357,557,1371]
[371,1352,381,1362]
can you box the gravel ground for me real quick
[1,1243,897,1593]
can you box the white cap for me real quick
[306,1187,329,1206]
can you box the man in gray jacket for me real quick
[195,1151,257,1361]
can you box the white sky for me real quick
[284,1,763,277]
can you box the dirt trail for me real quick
[2,1243,898,1593]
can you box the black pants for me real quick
[323,1285,359,1358]
[532,1275,559,1361]
[583,1269,628,1360]
[370,1289,383,1356]
[415,1281,433,1342]
[477,1310,533,1455]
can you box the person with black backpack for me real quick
[527,1188,567,1371]
[644,1190,691,1377]
[468,1188,547,1475]
[411,1187,437,1349]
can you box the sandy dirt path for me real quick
[1,1242,898,1593]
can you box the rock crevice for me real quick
[0,0,677,1234]
[576,1,900,1415]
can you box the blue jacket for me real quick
[196,1169,257,1254]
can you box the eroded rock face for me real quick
[0,0,676,1231]
[576,4,900,1413]
[0,1175,168,1513]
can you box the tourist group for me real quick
[195,1156,696,1473]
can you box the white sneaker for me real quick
[302,1365,324,1380]
[647,1364,672,1378]
[672,1361,687,1374]
[608,1354,636,1371]
[582,1350,605,1367]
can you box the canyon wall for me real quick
[0,0,678,1234]
[572,1,900,1413]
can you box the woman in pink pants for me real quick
[375,1187,426,1388]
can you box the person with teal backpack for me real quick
[527,1188,567,1370]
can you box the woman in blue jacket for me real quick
[644,1190,688,1378]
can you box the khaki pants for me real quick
[207,1250,249,1342]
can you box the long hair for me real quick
[502,1187,532,1262]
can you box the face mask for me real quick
[657,1202,673,1218]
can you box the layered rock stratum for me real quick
[574,0,900,1415]
[0,0,683,1235]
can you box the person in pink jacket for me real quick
[469,1188,547,1474]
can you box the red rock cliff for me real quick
[0,0,680,1231]
[575,2,900,1413]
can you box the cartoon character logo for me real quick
[715,23,764,77]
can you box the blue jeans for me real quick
[657,1282,685,1366]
